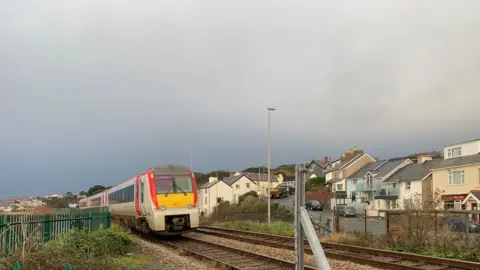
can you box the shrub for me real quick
[1,225,135,270]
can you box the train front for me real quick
[151,165,199,235]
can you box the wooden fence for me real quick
[0,207,110,255]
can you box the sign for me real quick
[441,194,467,201]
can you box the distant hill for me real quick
[242,164,296,178]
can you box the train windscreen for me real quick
[155,174,193,195]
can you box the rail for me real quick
[143,233,317,270]
[197,226,480,270]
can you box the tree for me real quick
[79,191,87,196]
[87,185,107,196]
[65,192,73,198]
[305,176,325,192]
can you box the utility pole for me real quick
[189,146,195,171]
[267,107,276,224]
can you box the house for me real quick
[197,171,279,216]
[378,154,442,210]
[198,177,235,215]
[305,157,329,179]
[430,139,480,211]
[346,157,412,206]
[225,172,279,199]
[324,153,376,193]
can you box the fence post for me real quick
[385,211,389,236]
[364,209,367,242]
[88,211,92,231]
[465,213,469,240]
[106,208,111,229]
[44,214,51,242]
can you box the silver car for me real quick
[336,205,356,217]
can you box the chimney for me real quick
[417,153,432,164]
[324,156,329,165]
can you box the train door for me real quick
[135,177,142,216]
[140,174,148,214]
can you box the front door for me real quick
[472,203,478,223]
[140,174,148,215]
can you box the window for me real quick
[448,147,462,158]
[336,184,343,191]
[448,171,465,185]
[236,184,240,189]
[246,183,250,188]
[352,179,357,186]
[217,197,223,203]
[392,183,396,188]
[205,189,207,194]
[108,185,135,205]
[405,182,411,190]
[205,197,207,204]
[154,174,193,194]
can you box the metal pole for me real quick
[267,108,275,224]
[189,146,193,171]
[294,165,304,269]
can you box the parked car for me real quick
[443,217,479,233]
[305,200,323,211]
[335,205,356,217]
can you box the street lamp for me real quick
[189,146,196,171]
[267,107,276,224]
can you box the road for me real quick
[272,195,386,234]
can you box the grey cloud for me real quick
[1,1,480,197]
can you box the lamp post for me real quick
[189,146,196,171]
[267,107,276,224]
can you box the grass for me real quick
[211,220,295,237]
[0,225,170,270]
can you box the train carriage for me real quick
[80,164,199,235]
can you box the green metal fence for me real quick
[0,207,110,255]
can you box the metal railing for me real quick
[0,207,110,254]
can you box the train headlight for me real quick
[187,204,193,209]
[160,205,166,211]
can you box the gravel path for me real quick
[186,232,384,270]
[134,237,216,269]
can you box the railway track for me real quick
[143,233,316,270]
[197,226,480,270]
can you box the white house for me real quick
[198,177,234,216]
[376,154,442,210]
[197,172,280,216]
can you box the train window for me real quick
[174,175,193,192]
[141,182,144,203]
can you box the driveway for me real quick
[273,195,386,234]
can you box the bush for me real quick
[1,225,135,270]
[238,191,258,204]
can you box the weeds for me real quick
[211,220,295,236]
[0,224,139,269]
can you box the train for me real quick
[79,164,199,235]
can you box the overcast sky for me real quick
[1,1,480,198]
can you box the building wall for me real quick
[444,140,480,159]
[199,181,233,215]
[342,155,376,179]
[325,172,333,181]
[432,164,480,195]
[231,176,258,204]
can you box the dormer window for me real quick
[448,147,462,158]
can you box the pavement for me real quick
[272,195,386,234]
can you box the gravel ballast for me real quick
[187,232,384,270]
[134,237,214,269]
